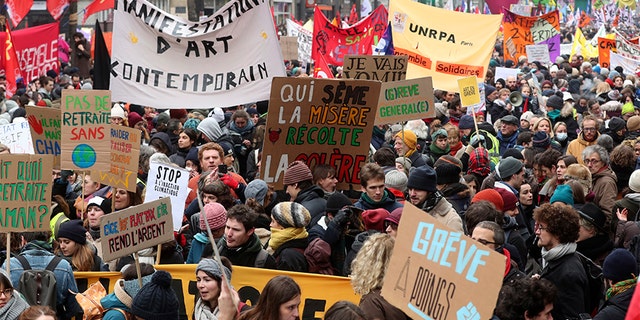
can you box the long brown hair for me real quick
[238,276,301,320]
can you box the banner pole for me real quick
[5,233,10,274]
[134,252,143,288]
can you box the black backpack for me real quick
[15,255,63,310]
[576,252,604,316]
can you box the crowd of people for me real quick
[2,16,640,320]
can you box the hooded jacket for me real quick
[592,167,618,217]
[100,279,133,320]
[551,102,579,141]
[149,132,176,155]
[567,132,599,164]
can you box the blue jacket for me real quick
[100,280,132,320]
[186,233,210,264]
[3,242,81,319]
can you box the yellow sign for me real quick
[457,76,481,107]
[389,0,502,92]
[75,265,359,320]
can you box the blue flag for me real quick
[373,22,394,55]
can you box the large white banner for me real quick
[285,19,312,64]
[110,0,286,109]
[609,51,640,77]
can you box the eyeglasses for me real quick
[583,127,597,132]
[583,158,602,165]
[0,288,13,297]
[475,239,497,246]
[384,221,398,230]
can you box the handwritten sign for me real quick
[466,82,487,115]
[0,121,35,154]
[99,197,174,261]
[381,203,504,320]
[261,77,379,189]
[145,162,190,231]
[94,125,141,192]
[26,106,61,169]
[457,76,481,107]
[376,77,434,124]
[526,44,550,63]
[0,154,54,231]
[502,10,560,63]
[598,37,616,69]
[343,55,408,82]
[509,4,532,16]
[60,89,111,172]
[280,36,299,61]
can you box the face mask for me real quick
[556,132,568,141]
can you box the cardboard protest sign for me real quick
[100,197,174,261]
[526,44,551,63]
[381,203,504,320]
[390,0,502,92]
[60,89,111,172]
[598,37,616,69]
[0,23,59,84]
[145,162,190,231]
[280,37,299,61]
[494,67,519,81]
[376,77,434,124]
[312,6,388,66]
[0,121,35,154]
[26,106,61,169]
[343,55,408,82]
[466,82,487,115]
[502,10,561,63]
[0,154,54,231]
[457,76,481,107]
[94,126,141,192]
[261,77,379,189]
[111,0,285,109]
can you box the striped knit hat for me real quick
[283,161,313,185]
[271,202,311,228]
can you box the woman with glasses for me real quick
[0,270,29,319]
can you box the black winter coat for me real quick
[541,252,589,320]
[593,285,635,320]
[295,186,327,229]
[273,238,308,272]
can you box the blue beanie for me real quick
[550,184,574,205]
[603,249,638,283]
[459,115,475,130]
[407,165,438,192]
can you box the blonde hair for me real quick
[532,117,554,138]
[563,164,592,194]
[595,82,612,96]
[56,242,96,271]
[350,233,395,295]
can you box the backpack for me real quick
[254,249,270,268]
[576,252,604,316]
[304,238,335,275]
[15,255,62,310]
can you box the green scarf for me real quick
[606,277,637,300]
[429,142,450,156]
[361,190,390,205]
[547,109,561,121]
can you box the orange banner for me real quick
[598,37,616,69]
[502,10,561,63]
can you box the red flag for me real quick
[3,22,23,99]
[47,0,69,20]
[348,4,358,25]
[82,0,115,24]
[313,55,334,78]
[5,0,34,27]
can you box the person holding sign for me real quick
[55,220,107,271]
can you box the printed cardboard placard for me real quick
[376,77,435,124]
[26,106,61,169]
[343,55,408,82]
[0,154,54,231]
[261,77,379,190]
[94,125,141,192]
[457,76,481,107]
[145,162,190,231]
[0,121,35,155]
[60,89,111,172]
[526,44,551,63]
[381,203,504,320]
[100,197,174,261]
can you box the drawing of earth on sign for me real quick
[72,144,97,168]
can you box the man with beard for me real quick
[407,165,463,232]
[567,115,600,165]
[506,75,519,91]
[497,115,520,156]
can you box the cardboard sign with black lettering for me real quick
[381,203,504,320]
[94,125,141,192]
[261,77,379,190]
[60,89,111,172]
[0,121,35,155]
[376,77,435,124]
[0,154,54,231]
[343,55,408,82]
[26,106,61,169]
[100,197,174,261]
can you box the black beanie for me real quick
[326,192,352,214]
[131,271,179,319]
[407,165,438,192]
[435,163,461,185]
[608,117,626,132]
[532,131,550,149]
[56,220,87,245]
[546,91,564,110]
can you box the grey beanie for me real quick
[244,179,268,205]
[497,157,524,180]
[196,258,231,281]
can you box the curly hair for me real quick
[533,203,580,243]
[494,278,556,320]
[610,144,635,168]
[350,233,395,295]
